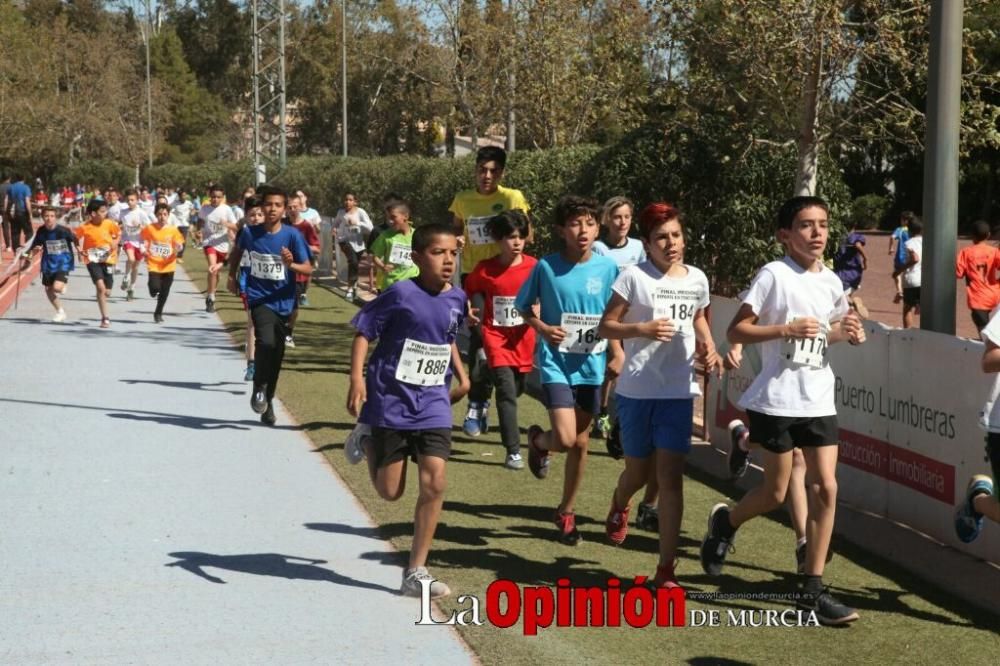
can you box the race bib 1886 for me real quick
[394,339,451,386]
[249,251,286,281]
[558,313,607,355]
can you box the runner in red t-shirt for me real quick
[284,195,321,348]
[464,209,537,470]
[956,220,1000,334]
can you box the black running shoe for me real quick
[605,419,624,460]
[206,298,215,313]
[700,503,735,576]
[796,588,859,626]
[251,385,269,414]
[261,402,276,426]
[635,502,659,532]
[727,419,751,479]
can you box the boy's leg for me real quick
[411,453,448,569]
[788,448,808,539]
[561,405,593,514]
[656,450,686,567]
[155,272,174,317]
[801,444,839,576]
[729,448,795,527]
[493,366,521,457]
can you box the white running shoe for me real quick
[344,423,371,465]
[52,309,66,323]
[400,567,450,599]
[285,335,296,348]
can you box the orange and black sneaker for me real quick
[605,496,631,545]
[554,509,581,546]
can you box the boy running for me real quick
[699,196,866,625]
[370,200,418,290]
[120,189,154,300]
[226,186,312,426]
[24,207,79,322]
[347,222,470,599]
[451,146,530,438]
[201,185,239,313]
[463,210,537,470]
[141,203,185,323]
[230,197,265,381]
[598,202,720,587]
[955,220,1000,334]
[893,216,923,329]
[334,192,374,300]
[516,195,619,545]
[888,211,913,303]
[75,199,121,328]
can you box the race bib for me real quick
[782,318,829,369]
[124,221,141,236]
[558,313,607,355]
[87,247,110,263]
[467,216,494,246]
[250,251,287,281]
[388,242,412,267]
[45,240,69,255]
[492,296,523,327]
[150,242,172,258]
[394,339,451,386]
[653,287,699,335]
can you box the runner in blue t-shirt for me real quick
[25,207,78,322]
[347,222,470,601]
[226,185,312,426]
[889,211,913,303]
[515,195,619,545]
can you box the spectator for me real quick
[6,175,34,253]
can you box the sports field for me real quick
[185,252,1000,664]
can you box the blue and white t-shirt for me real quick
[238,223,310,315]
[31,225,76,274]
[514,252,618,386]
[593,237,646,271]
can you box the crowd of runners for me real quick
[3,147,999,628]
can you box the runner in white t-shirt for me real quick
[597,202,719,590]
[294,189,321,230]
[119,189,154,300]
[893,216,923,329]
[699,196,866,626]
[170,190,194,263]
[334,192,374,299]
[199,184,239,312]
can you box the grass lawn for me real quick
[183,251,1000,665]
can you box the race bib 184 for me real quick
[653,287,700,335]
[250,251,287,281]
[492,296,523,327]
[395,339,451,386]
[558,313,607,355]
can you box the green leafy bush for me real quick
[53,160,135,191]
[851,193,891,230]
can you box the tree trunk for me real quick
[794,33,823,197]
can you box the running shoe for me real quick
[592,412,611,439]
[796,587,859,626]
[795,540,835,574]
[605,497,631,545]
[462,402,483,437]
[244,362,255,382]
[127,289,134,302]
[299,294,309,307]
[285,335,296,349]
[205,297,215,313]
[478,400,490,435]
[251,385,269,414]
[954,475,994,543]
[344,423,371,465]
[345,288,356,300]
[504,453,524,470]
[154,314,163,324]
[52,309,66,323]
[400,567,451,599]
[99,317,110,329]
[635,502,659,532]
[653,562,680,589]
[527,425,550,479]
[554,509,582,546]
[120,277,129,291]
[261,402,276,426]
[727,419,751,479]
[605,419,623,460]
[700,503,735,576]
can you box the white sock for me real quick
[797,537,807,548]
[208,292,215,300]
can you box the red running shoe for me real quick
[554,509,581,546]
[605,496,631,545]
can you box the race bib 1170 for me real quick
[782,318,829,369]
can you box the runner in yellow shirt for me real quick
[449,146,530,438]
[141,203,186,323]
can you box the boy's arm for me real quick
[828,310,866,346]
[727,303,818,344]
[520,310,565,346]
[598,293,674,342]
[347,333,370,417]
[888,235,897,255]
[449,342,470,404]
[693,309,721,377]
[855,241,868,270]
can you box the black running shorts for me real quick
[86,263,113,289]
[42,271,69,287]
[371,427,452,468]
[746,410,839,454]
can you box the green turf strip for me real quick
[183,253,1000,664]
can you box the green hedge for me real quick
[52,160,135,191]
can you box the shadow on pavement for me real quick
[120,378,246,395]
[164,551,396,594]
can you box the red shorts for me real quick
[204,246,229,263]
[123,241,145,256]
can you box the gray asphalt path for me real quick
[0,262,472,664]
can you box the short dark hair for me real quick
[124,188,138,198]
[553,195,599,227]
[209,184,226,196]
[900,210,916,225]
[412,222,456,253]
[776,196,829,230]
[637,202,682,240]
[85,199,106,214]
[385,199,410,217]
[908,216,923,235]
[154,202,170,214]
[244,195,263,212]
[476,146,507,170]
[256,184,288,204]
[486,209,531,241]
[972,220,992,242]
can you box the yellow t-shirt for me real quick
[141,223,184,273]
[448,185,530,274]
[75,219,120,265]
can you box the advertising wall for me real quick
[705,296,1000,564]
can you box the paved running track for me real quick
[0,261,472,664]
